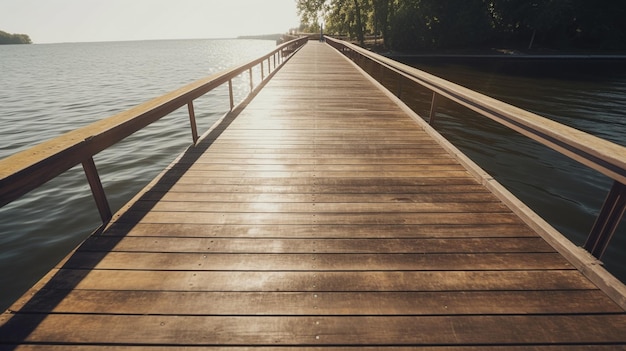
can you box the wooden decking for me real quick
[2,41,626,349]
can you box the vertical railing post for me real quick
[261,61,265,81]
[268,57,271,74]
[187,101,199,144]
[429,92,439,125]
[249,68,254,92]
[584,181,626,258]
[273,53,277,70]
[228,79,235,111]
[82,157,112,224]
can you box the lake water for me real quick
[1,40,625,312]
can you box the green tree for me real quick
[324,0,367,45]
[387,0,491,51]
[489,0,580,49]
[0,30,32,45]
[298,0,372,45]
[370,0,395,47]
[352,0,366,45]
[573,0,626,49]
[296,0,626,51]
[296,0,326,32]
[387,0,426,50]
[423,0,492,49]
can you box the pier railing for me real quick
[326,36,626,260]
[0,36,308,225]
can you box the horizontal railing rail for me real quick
[326,36,626,260]
[0,36,308,224]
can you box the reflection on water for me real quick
[393,57,626,282]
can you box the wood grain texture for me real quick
[3,347,626,351]
[2,40,625,349]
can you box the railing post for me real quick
[249,68,254,91]
[261,61,265,81]
[228,79,235,111]
[273,54,277,70]
[429,92,439,125]
[187,101,199,144]
[268,57,271,74]
[82,157,112,224]
[584,181,626,258]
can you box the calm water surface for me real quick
[1,42,626,312]
[0,39,276,311]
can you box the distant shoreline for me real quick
[323,36,626,61]
[237,34,283,41]
[384,53,626,61]
[0,30,32,45]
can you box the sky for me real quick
[0,0,301,44]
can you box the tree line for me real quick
[297,0,626,51]
[0,30,32,45]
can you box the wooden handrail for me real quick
[0,36,308,216]
[325,36,626,259]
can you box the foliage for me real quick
[388,0,492,50]
[0,30,32,45]
[295,0,626,51]
[296,0,326,32]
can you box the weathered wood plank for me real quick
[150,183,490,194]
[102,223,538,238]
[186,156,459,164]
[79,237,555,253]
[119,211,525,225]
[185,151,457,159]
[17,290,620,315]
[3,347,626,351]
[62,252,570,271]
[135,201,511,213]
[202,142,446,150]
[183,164,467,172]
[140,192,501,203]
[164,170,472,179]
[1,315,625,345]
[189,136,440,144]
[45,270,594,291]
[154,176,484,186]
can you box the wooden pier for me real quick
[2,40,626,349]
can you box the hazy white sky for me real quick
[0,0,301,43]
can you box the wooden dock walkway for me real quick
[2,41,626,349]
